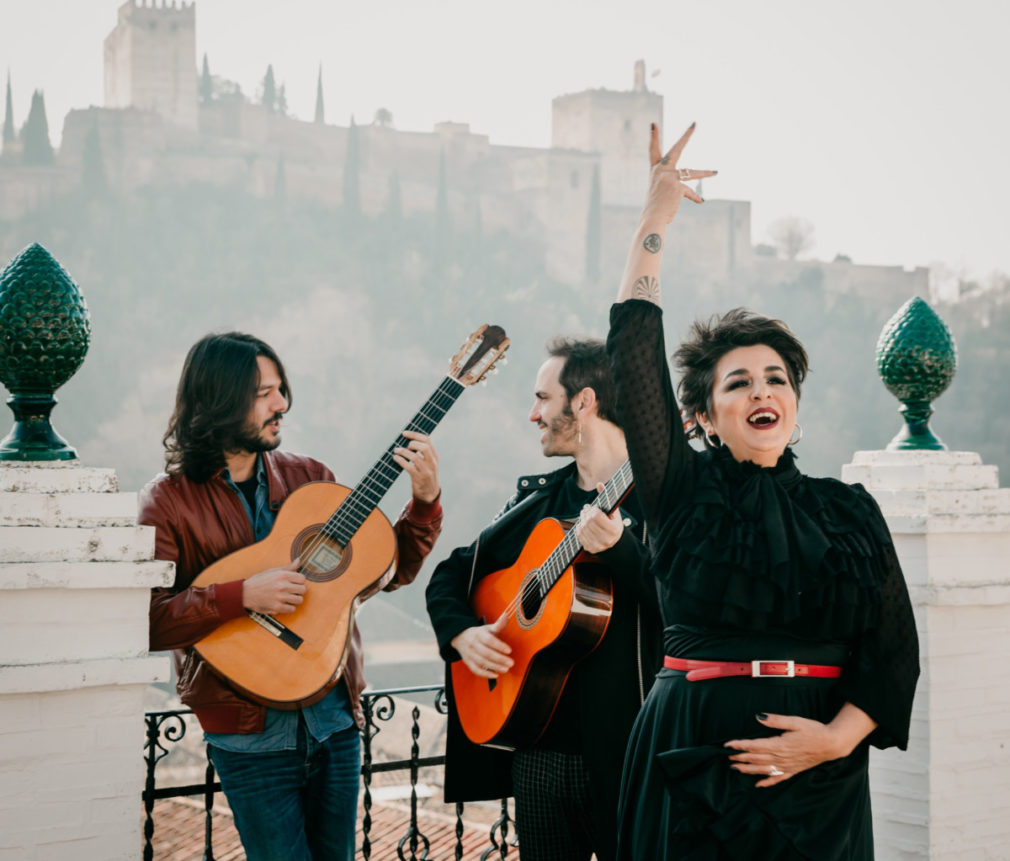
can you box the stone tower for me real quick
[551,59,663,208]
[104,0,197,130]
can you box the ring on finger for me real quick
[768,765,784,776]
[678,168,692,180]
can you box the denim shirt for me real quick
[205,454,356,751]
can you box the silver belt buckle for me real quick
[751,659,795,678]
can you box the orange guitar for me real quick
[191,325,509,708]
[451,460,635,750]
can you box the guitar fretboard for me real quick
[535,459,634,592]
[318,375,465,547]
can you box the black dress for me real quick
[606,301,919,861]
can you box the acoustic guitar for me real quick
[191,325,509,708]
[451,459,635,750]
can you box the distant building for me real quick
[104,0,197,130]
[0,0,928,301]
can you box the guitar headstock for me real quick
[449,325,510,386]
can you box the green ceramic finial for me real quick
[875,296,957,451]
[0,243,91,461]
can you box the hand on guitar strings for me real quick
[575,485,625,554]
[393,430,441,504]
[241,558,307,615]
[451,611,514,679]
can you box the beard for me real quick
[541,408,577,456]
[229,413,283,454]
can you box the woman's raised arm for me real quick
[616,123,716,305]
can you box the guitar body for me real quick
[450,517,613,750]
[192,481,396,708]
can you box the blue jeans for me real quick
[208,724,361,861]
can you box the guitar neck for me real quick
[324,375,465,545]
[538,460,635,590]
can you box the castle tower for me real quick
[551,59,663,208]
[103,0,197,130]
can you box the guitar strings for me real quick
[294,376,464,572]
[497,461,634,624]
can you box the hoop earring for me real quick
[704,428,721,448]
[788,424,803,446]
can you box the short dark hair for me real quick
[673,308,808,446]
[163,332,291,482]
[546,337,619,425]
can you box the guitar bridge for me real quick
[249,611,303,650]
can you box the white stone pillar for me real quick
[841,450,1010,860]
[0,462,173,861]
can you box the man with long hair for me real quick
[139,332,442,860]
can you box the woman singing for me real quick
[606,124,919,859]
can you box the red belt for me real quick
[664,656,843,682]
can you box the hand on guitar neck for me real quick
[575,483,625,554]
[451,612,514,679]
[241,558,306,615]
[391,430,441,504]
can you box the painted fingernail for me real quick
[690,121,696,129]
[756,713,768,721]
[650,122,656,132]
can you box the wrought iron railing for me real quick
[142,684,515,860]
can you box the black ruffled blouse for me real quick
[607,300,919,749]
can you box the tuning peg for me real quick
[481,378,488,386]
[498,356,508,365]
[490,367,499,375]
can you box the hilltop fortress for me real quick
[1,0,926,299]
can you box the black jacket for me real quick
[425,461,663,806]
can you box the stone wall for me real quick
[0,462,172,861]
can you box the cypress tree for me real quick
[314,65,324,124]
[3,71,15,151]
[199,54,213,104]
[21,90,53,165]
[261,65,276,113]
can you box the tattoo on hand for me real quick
[632,276,660,302]
[643,233,662,254]
[660,155,670,165]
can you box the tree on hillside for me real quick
[20,90,53,165]
[277,83,288,116]
[199,54,213,105]
[342,117,361,219]
[768,216,815,260]
[260,64,277,113]
[3,71,15,151]
[314,65,324,124]
[374,107,393,128]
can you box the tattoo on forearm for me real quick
[632,276,660,302]
[643,233,662,253]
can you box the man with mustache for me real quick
[139,332,442,861]
[425,337,662,861]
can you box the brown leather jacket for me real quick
[139,449,442,732]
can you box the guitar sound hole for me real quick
[520,581,543,621]
[293,526,352,583]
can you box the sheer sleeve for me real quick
[836,511,920,750]
[607,300,694,527]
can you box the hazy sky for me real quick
[4,0,1009,279]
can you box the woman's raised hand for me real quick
[643,122,718,224]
